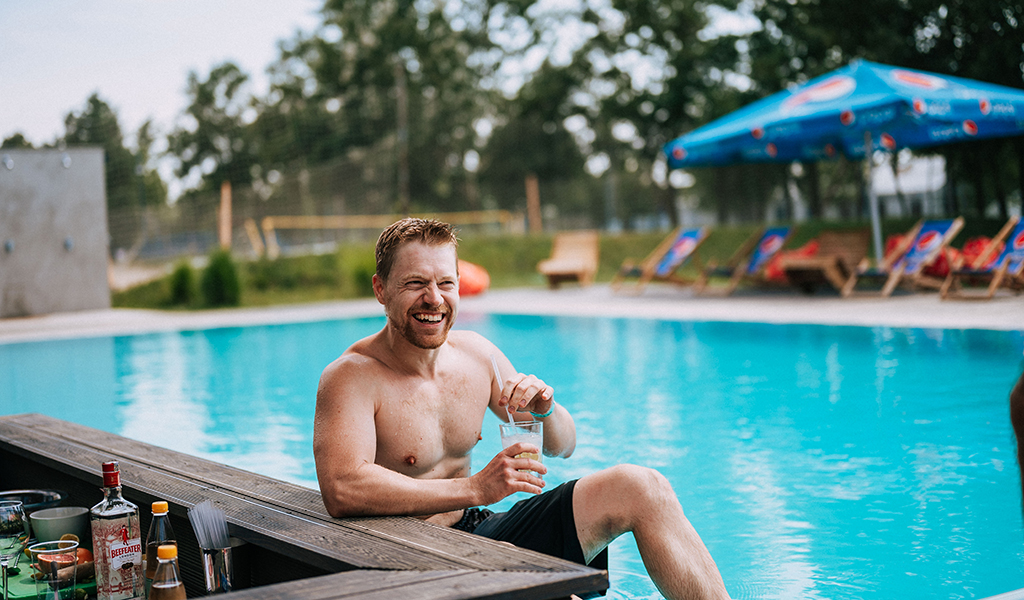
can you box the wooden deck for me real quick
[0,413,608,599]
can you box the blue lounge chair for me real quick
[941,217,1024,300]
[842,218,964,297]
[694,225,793,296]
[611,226,709,293]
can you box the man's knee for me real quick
[602,464,677,508]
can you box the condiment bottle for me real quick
[90,460,144,600]
[148,544,186,600]
[145,501,177,598]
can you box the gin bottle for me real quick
[91,461,144,600]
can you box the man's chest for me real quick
[373,371,491,476]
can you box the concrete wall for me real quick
[0,148,110,318]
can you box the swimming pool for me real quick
[2,313,1023,599]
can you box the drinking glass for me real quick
[28,540,78,600]
[0,501,27,600]
[499,420,543,473]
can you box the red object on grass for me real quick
[458,260,490,296]
[765,239,820,282]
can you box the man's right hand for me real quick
[471,443,547,505]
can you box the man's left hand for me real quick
[498,372,553,417]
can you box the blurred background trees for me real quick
[3,0,1022,259]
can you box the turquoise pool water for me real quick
[2,314,1023,599]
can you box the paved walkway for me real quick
[2,284,1022,344]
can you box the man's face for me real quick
[373,241,459,349]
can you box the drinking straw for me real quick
[490,354,515,423]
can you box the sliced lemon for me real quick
[58,533,79,548]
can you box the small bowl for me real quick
[29,506,90,547]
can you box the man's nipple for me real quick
[404,454,416,466]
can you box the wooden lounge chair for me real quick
[842,217,964,297]
[611,226,709,294]
[537,230,599,288]
[779,228,871,294]
[941,216,1024,300]
[694,225,793,296]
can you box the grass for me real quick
[112,217,1009,310]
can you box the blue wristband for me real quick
[529,403,555,419]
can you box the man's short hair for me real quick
[375,218,459,281]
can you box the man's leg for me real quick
[573,464,729,600]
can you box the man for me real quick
[314,218,730,600]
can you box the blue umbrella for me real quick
[664,60,1024,260]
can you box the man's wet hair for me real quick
[375,218,459,281]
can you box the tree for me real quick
[1,133,33,149]
[63,94,139,214]
[167,62,258,194]
[61,94,169,254]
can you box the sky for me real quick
[1,0,323,148]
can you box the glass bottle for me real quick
[90,461,144,600]
[144,501,176,599]
[148,544,186,600]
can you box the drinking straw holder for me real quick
[200,546,234,594]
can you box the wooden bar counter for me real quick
[0,413,608,599]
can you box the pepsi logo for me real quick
[916,231,939,251]
[766,143,778,158]
[672,238,697,255]
[912,98,927,114]
[760,235,784,255]
[979,98,991,115]
[751,127,765,140]
[892,69,947,90]
[963,120,978,135]
[1014,231,1024,250]
[672,147,686,160]
[840,109,855,126]
[881,133,896,150]
[783,76,856,110]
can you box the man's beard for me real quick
[397,306,453,349]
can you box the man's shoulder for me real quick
[320,336,386,382]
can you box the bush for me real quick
[167,261,197,306]
[201,250,241,307]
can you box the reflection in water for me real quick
[2,316,1023,600]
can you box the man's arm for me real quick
[489,351,576,458]
[314,355,546,518]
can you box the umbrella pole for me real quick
[864,131,885,264]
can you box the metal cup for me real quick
[200,547,233,594]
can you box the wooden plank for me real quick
[219,569,606,600]
[0,415,580,572]
[0,413,608,600]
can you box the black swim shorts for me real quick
[463,479,609,572]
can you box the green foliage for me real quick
[168,261,197,306]
[201,250,242,307]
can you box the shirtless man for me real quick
[314,218,730,600]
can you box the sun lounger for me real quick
[779,228,871,294]
[694,225,793,296]
[537,230,600,288]
[842,218,964,297]
[941,216,1024,300]
[611,226,709,294]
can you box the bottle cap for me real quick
[152,501,169,514]
[157,544,178,560]
[102,461,120,488]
